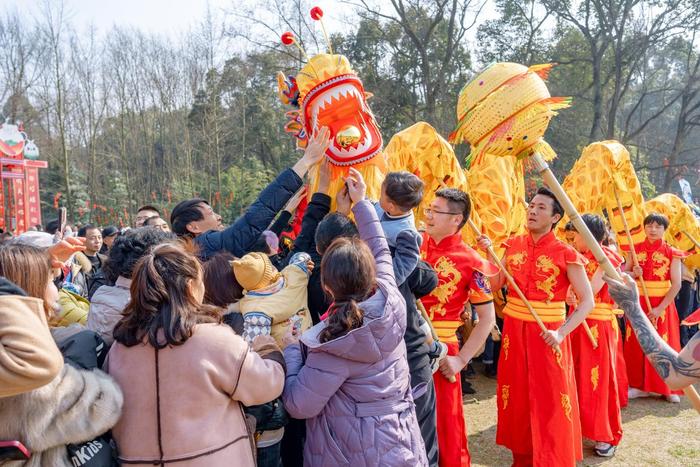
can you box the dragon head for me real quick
[278,53,383,168]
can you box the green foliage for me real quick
[1,0,698,229]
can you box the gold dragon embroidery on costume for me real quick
[589,324,599,343]
[431,257,462,303]
[652,251,670,280]
[535,255,559,303]
[553,347,563,368]
[506,252,526,274]
[585,260,597,277]
[591,366,599,391]
[560,393,573,421]
[502,335,510,361]
[501,385,510,410]
[637,251,648,266]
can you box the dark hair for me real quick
[643,212,669,229]
[144,215,163,227]
[564,221,575,232]
[534,187,564,226]
[202,252,244,307]
[315,213,359,255]
[435,188,471,229]
[171,198,208,236]
[103,227,175,281]
[45,219,59,235]
[382,171,424,212]
[0,243,53,315]
[568,214,608,243]
[102,225,119,238]
[319,237,375,343]
[138,205,161,215]
[78,224,99,238]
[113,243,220,349]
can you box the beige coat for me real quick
[107,323,285,466]
[0,295,63,397]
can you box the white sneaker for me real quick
[628,388,650,399]
[594,442,616,457]
[666,394,681,403]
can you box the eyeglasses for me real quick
[423,207,461,217]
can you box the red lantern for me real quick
[281,32,295,45]
[310,6,323,20]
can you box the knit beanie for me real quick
[231,252,280,292]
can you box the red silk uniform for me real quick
[624,239,685,396]
[420,232,497,467]
[570,246,624,445]
[496,231,585,466]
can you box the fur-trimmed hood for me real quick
[0,364,123,467]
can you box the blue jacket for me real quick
[196,168,303,260]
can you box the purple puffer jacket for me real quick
[282,199,428,467]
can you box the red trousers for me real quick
[570,318,623,445]
[615,318,629,408]
[624,297,682,396]
[434,341,470,467]
[496,316,582,466]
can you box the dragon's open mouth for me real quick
[304,76,382,165]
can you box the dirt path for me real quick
[463,373,700,466]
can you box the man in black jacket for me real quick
[400,260,440,466]
[170,127,330,260]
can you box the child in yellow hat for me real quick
[232,251,313,345]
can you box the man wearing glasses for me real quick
[419,188,498,467]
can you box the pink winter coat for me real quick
[107,323,285,466]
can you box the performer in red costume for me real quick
[624,213,687,402]
[480,187,594,467]
[566,214,625,458]
[420,188,498,467]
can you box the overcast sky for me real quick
[3,0,356,38]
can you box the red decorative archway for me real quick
[0,121,47,233]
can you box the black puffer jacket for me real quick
[400,260,439,388]
[196,168,303,260]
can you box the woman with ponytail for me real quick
[282,168,427,467]
[107,242,286,466]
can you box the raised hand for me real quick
[603,272,639,309]
[48,237,86,268]
[293,126,331,178]
[286,186,308,212]
[336,184,352,216]
[476,235,492,252]
[317,159,332,194]
[344,167,366,204]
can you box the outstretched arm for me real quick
[604,273,700,390]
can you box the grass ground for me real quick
[463,370,700,466]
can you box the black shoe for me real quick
[483,363,497,378]
[463,363,476,379]
[461,380,476,395]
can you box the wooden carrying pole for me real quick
[530,153,700,414]
[466,218,563,357]
[612,188,655,317]
[682,230,700,250]
[416,300,456,383]
[518,199,598,348]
